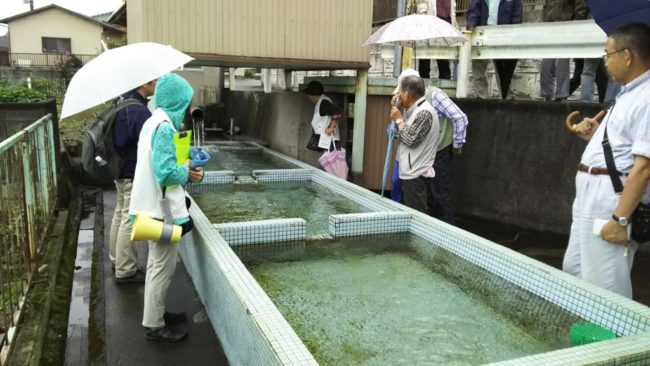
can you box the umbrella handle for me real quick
[565,110,606,133]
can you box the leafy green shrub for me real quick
[107,36,127,49]
[20,77,64,98]
[0,85,46,102]
[69,55,83,69]
[243,68,258,78]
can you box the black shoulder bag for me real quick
[602,117,650,244]
[306,129,321,151]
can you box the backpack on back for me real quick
[80,98,141,185]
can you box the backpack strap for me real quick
[114,98,144,112]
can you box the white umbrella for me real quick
[61,42,194,119]
[363,14,465,48]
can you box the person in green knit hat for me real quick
[129,73,203,342]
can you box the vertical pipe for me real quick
[351,69,368,182]
[229,67,236,91]
[46,117,57,213]
[394,0,406,77]
[284,70,293,91]
[214,67,224,104]
[262,68,272,93]
[0,155,9,329]
[36,125,49,215]
[456,30,473,98]
[20,141,34,262]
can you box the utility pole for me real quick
[23,0,34,11]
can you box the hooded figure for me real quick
[129,72,202,342]
[130,73,195,225]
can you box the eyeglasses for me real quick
[603,48,626,61]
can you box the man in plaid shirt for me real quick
[391,68,468,223]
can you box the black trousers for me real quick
[401,175,433,214]
[417,16,451,80]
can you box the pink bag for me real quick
[318,140,348,179]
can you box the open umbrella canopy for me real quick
[587,0,650,35]
[61,42,193,119]
[363,14,465,48]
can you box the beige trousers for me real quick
[142,239,178,328]
[109,179,140,278]
[471,59,490,99]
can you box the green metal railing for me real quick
[0,114,58,344]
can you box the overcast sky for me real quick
[0,0,123,21]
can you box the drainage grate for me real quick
[234,175,257,184]
[306,234,334,241]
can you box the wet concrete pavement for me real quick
[101,190,228,366]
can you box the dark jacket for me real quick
[467,0,523,28]
[543,0,587,22]
[113,90,151,178]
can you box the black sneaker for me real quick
[145,327,187,342]
[164,311,187,325]
[115,270,145,284]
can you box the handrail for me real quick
[376,19,608,97]
[0,114,58,353]
[1,52,97,68]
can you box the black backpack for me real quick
[80,98,141,185]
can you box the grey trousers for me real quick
[540,59,570,99]
[109,179,140,278]
[142,239,178,328]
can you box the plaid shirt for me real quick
[437,0,452,19]
[430,89,468,148]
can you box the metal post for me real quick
[351,70,368,183]
[456,30,473,97]
[229,67,236,90]
[394,0,406,77]
[262,68,272,93]
[284,70,293,91]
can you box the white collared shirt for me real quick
[580,69,650,173]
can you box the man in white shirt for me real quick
[562,23,650,298]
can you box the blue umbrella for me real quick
[587,0,650,35]
[381,121,398,196]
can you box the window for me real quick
[42,37,71,53]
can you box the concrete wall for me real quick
[0,99,59,141]
[224,90,346,168]
[225,91,603,235]
[174,67,223,106]
[451,98,601,234]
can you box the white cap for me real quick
[392,68,420,94]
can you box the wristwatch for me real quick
[612,214,630,227]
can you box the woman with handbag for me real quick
[303,80,342,152]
